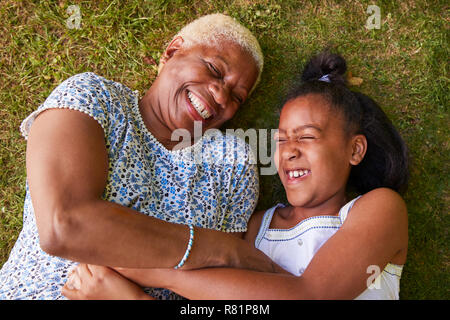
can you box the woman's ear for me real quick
[349,134,367,166]
[158,36,184,74]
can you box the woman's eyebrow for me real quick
[213,56,251,94]
[214,55,229,68]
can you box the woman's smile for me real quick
[185,89,216,123]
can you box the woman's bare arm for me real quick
[27,108,276,271]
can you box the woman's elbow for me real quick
[36,207,78,257]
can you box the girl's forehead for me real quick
[280,95,331,126]
[279,94,347,135]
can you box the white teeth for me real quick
[288,170,309,179]
[188,91,211,119]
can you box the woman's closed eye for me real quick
[232,93,243,104]
[206,61,222,78]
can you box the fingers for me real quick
[67,266,82,290]
[87,264,117,279]
[62,264,121,300]
[62,264,90,299]
[62,281,80,299]
[62,266,81,299]
[78,263,93,278]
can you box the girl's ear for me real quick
[158,36,184,74]
[349,134,367,166]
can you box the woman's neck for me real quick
[138,92,180,150]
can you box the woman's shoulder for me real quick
[201,130,257,166]
[61,72,105,88]
[61,72,135,98]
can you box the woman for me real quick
[0,14,279,300]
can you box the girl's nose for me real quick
[281,142,301,161]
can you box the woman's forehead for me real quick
[186,42,259,88]
[195,41,253,61]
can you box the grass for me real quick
[0,0,448,299]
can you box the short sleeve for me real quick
[220,138,260,233]
[20,72,110,139]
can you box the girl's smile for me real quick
[283,168,311,184]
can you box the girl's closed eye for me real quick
[299,135,316,140]
[274,134,286,143]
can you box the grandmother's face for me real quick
[154,37,259,134]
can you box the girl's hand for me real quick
[113,267,178,289]
[62,264,154,300]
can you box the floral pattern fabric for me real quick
[0,72,259,299]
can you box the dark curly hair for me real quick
[282,51,410,194]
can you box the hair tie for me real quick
[318,74,331,83]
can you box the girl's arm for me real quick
[118,188,408,299]
[27,109,276,272]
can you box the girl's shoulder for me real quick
[344,188,408,244]
[343,188,408,265]
[354,188,407,215]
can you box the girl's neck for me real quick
[279,192,349,227]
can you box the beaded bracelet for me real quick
[174,224,194,270]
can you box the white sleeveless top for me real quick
[255,197,403,300]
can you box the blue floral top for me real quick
[0,73,259,300]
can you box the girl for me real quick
[63,51,409,300]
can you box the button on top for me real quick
[297,238,303,246]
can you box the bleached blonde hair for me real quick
[161,13,264,95]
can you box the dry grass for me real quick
[0,0,448,299]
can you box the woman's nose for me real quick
[208,81,230,108]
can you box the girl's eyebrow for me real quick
[278,124,323,133]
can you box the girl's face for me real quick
[274,93,366,209]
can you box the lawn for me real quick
[0,0,448,299]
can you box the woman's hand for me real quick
[62,264,154,300]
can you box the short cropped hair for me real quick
[162,13,264,95]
